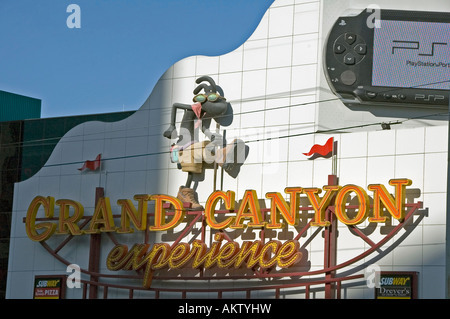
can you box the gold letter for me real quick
[303,186,340,227]
[117,194,150,233]
[266,187,302,228]
[55,199,84,235]
[204,191,235,229]
[334,185,369,225]
[149,194,185,231]
[258,240,281,269]
[368,178,412,222]
[276,240,301,268]
[230,190,265,229]
[85,197,116,234]
[25,196,56,242]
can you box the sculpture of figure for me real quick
[163,76,247,209]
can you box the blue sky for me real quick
[0,0,274,118]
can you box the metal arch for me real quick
[30,187,425,299]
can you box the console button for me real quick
[333,33,366,65]
[334,43,346,54]
[366,91,377,98]
[345,33,357,45]
[340,70,357,85]
[344,53,356,65]
[354,43,367,55]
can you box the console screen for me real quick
[372,19,450,90]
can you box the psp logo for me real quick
[392,41,447,56]
[415,94,445,102]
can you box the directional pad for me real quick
[344,33,357,45]
[333,33,367,65]
[354,43,367,55]
[344,53,356,65]
[334,42,346,54]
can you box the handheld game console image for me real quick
[324,9,450,109]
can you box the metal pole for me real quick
[213,123,220,192]
[324,174,338,299]
[446,94,450,299]
[88,187,104,299]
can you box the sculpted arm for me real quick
[163,103,192,139]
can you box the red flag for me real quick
[303,137,334,157]
[78,154,101,171]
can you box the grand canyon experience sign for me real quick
[25,178,414,288]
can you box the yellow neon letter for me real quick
[266,187,302,229]
[55,199,84,235]
[117,194,150,233]
[334,185,369,225]
[25,196,56,242]
[149,194,185,231]
[204,190,235,229]
[368,178,412,222]
[230,190,265,229]
[84,197,116,234]
[303,186,340,227]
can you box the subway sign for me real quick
[375,272,418,299]
[33,276,65,299]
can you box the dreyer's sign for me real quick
[25,178,415,288]
[375,272,417,299]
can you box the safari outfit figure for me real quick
[163,76,247,209]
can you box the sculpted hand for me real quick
[163,125,177,139]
